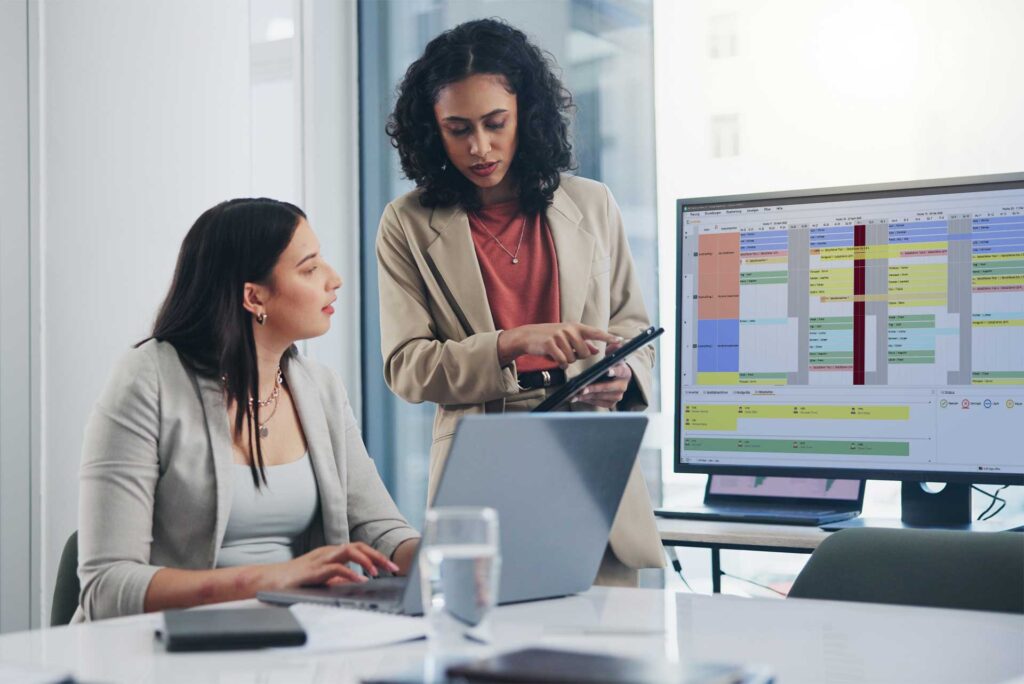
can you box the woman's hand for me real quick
[498,323,621,368]
[261,543,400,590]
[574,340,633,409]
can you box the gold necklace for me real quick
[474,214,527,265]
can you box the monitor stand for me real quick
[822,482,1024,532]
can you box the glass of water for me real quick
[419,506,500,653]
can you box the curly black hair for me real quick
[386,18,575,214]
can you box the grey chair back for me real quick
[789,527,1024,614]
[51,531,80,626]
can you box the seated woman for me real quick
[75,198,419,622]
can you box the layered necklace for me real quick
[248,367,284,439]
[473,213,527,265]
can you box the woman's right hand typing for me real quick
[144,543,401,613]
[497,323,621,368]
[262,543,400,590]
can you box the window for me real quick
[655,0,1024,593]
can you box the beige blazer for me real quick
[75,340,419,622]
[376,174,664,570]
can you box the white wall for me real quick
[0,0,35,631]
[0,0,360,630]
[37,0,254,625]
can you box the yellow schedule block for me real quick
[684,404,910,432]
[736,404,910,420]
[974,252,1024,262]
[697,372,740,385]
[973,319,1024,327]
[972,274,1024,286]
[684,404,738,431]
[816,242,948,261]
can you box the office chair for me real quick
[789,527,1024,614]
[50,531,80,626]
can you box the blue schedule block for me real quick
[715,319,740,371]
[697,319,718,371]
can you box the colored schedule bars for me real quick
[971,216,1024,291]
[971,215,1024,385]
[679,181,1024,475]
[696,232,739,384]
[690,215,1024,387]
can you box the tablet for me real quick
[531,326,664,412]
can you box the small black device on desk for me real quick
[445,648,764,683]
[157,607,306,652]
[531,326,664,412]
[364,647,770,684]
[656,475,864,526]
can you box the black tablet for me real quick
[531,326,664,413]
[444,647,751,683]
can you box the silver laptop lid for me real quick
[399,413,648,613]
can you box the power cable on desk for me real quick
[667,548,696,593]
[718,570,787,597]
[973,485,1009,521]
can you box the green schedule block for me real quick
[684,437,910,457]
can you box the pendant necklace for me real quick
[476,214,527,265]
[248,367,284,439]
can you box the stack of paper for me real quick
[286,604,427,652]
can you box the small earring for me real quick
[441,160,448,172]
[256,312,268,326]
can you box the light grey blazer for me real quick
[75,339,418,622]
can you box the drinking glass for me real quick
[419,506,500,653]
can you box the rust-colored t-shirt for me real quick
[468,200,561,373]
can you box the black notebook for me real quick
[444,648,761,684]
[531,326,664,412]
[157,607,306,652]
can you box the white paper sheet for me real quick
[284,604,427,653]
[0,662,74,684]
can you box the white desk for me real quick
[1,588,1021,684]
[657,517,829,592]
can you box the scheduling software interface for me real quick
[678,180,1024,477]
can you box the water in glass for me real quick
[419,507,500,653]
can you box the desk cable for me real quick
[667,548,696,593]
[669,547,788,596]
[717,569,787,597]
[972,485,1009,521]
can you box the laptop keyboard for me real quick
[326,577,405,601]
[717,506,836,517]
[656,506,856,526]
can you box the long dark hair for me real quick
[142,198,305,487]
[386,18,575,214]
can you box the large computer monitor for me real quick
[676,173,1024,528]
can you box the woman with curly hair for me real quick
[377,18,663,585]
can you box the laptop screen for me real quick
[708,475,861,502]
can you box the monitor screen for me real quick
[676,174,1024,484]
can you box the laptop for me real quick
[656,475,864,526]
[258,413,648,615]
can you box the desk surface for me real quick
[1,588,1020,684]
[656,516,830,550]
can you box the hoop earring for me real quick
[256,312,268,326]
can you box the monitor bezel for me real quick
[674,172,1024,486]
